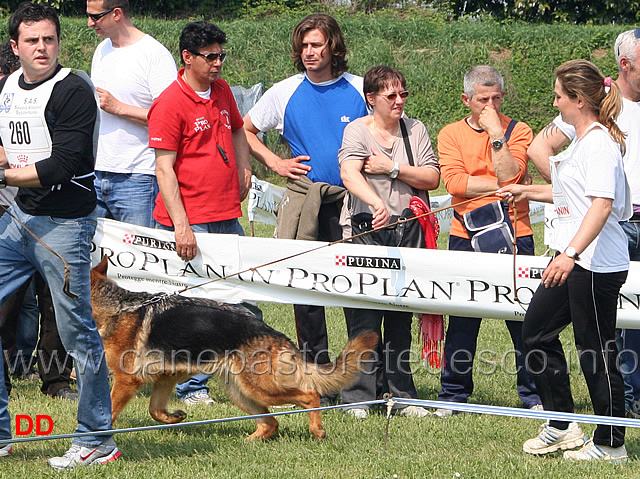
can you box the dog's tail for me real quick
[283,331,378,397]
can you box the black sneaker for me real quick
[319,396,338,408]
[53,387,79,401]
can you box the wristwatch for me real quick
[491,136,507,150]
[389,162,400,179]
[0,169,6,189]
[564,246,580,261]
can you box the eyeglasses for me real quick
[190,51,227,63]
[87,6,119,22]
[378,90,410,102]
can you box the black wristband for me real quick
[0,169,6,189]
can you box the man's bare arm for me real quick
[478,106,522,183]
[232,127,252,201]
[155,148,197,261]
[96,87,148,126]
[242,114,311,179]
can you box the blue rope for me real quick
[0,400,385,445]
[2,397,639,446]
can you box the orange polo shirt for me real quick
[437,114,533,239]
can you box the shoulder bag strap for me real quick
[504,119,518,143]
[399,118,428,203]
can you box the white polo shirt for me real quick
[553,96,640,205]
[550,122,631,272]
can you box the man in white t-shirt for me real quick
[528,28,640,418]
[87,0,176,227]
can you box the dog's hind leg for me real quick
[226,383,278,440]
[286,389,326,440]
[149,376,187,424]
[110,371,144,423]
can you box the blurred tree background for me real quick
[0,0,639,23]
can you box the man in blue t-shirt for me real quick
[244,14,367,405]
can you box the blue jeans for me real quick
[95,171,158,228]
[438,235,541,408]
[12,277,39,374]
[616,220,640,411]
[157,218,246,400]
[0,206,112,446]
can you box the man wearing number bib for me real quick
[0,2,118,469]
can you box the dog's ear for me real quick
[92,255,109,276]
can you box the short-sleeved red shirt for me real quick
[148,68,242,226]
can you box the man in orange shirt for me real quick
[435,65,541,416]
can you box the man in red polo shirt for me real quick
[147,20,252,405]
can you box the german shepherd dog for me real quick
[90,257,377,440]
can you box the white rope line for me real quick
[394,398,640,427]
[2,397,639,446]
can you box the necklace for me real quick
[371,115,399,144]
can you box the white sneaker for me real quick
[529,404,544,411]
[433,408,455,418]
[523,422,585,455]
[47,437,120,469]
[0,443,12,457]
[181,390,216,406]
[563,438,628,464]
[344,407,368,419]
[396,405,430,418]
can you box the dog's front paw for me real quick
[153,409,188,424]
[171,409,187,422]
[312,429,327,440]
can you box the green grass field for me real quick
[1,210,638,478]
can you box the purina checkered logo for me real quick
[335,255,401,270]
[122,233,176,251]
[518,266,544,279]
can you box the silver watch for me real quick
[564,246,580,261]
[389,162,400,179]
[491,137,507,150]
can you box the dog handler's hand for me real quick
[497,184,527,204]
[274,155,311,180]
[174,225,198,261]
[541,254,574,288]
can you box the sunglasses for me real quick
[87,6,119,22]
[190,51,227,63]
[378,90,410,101]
